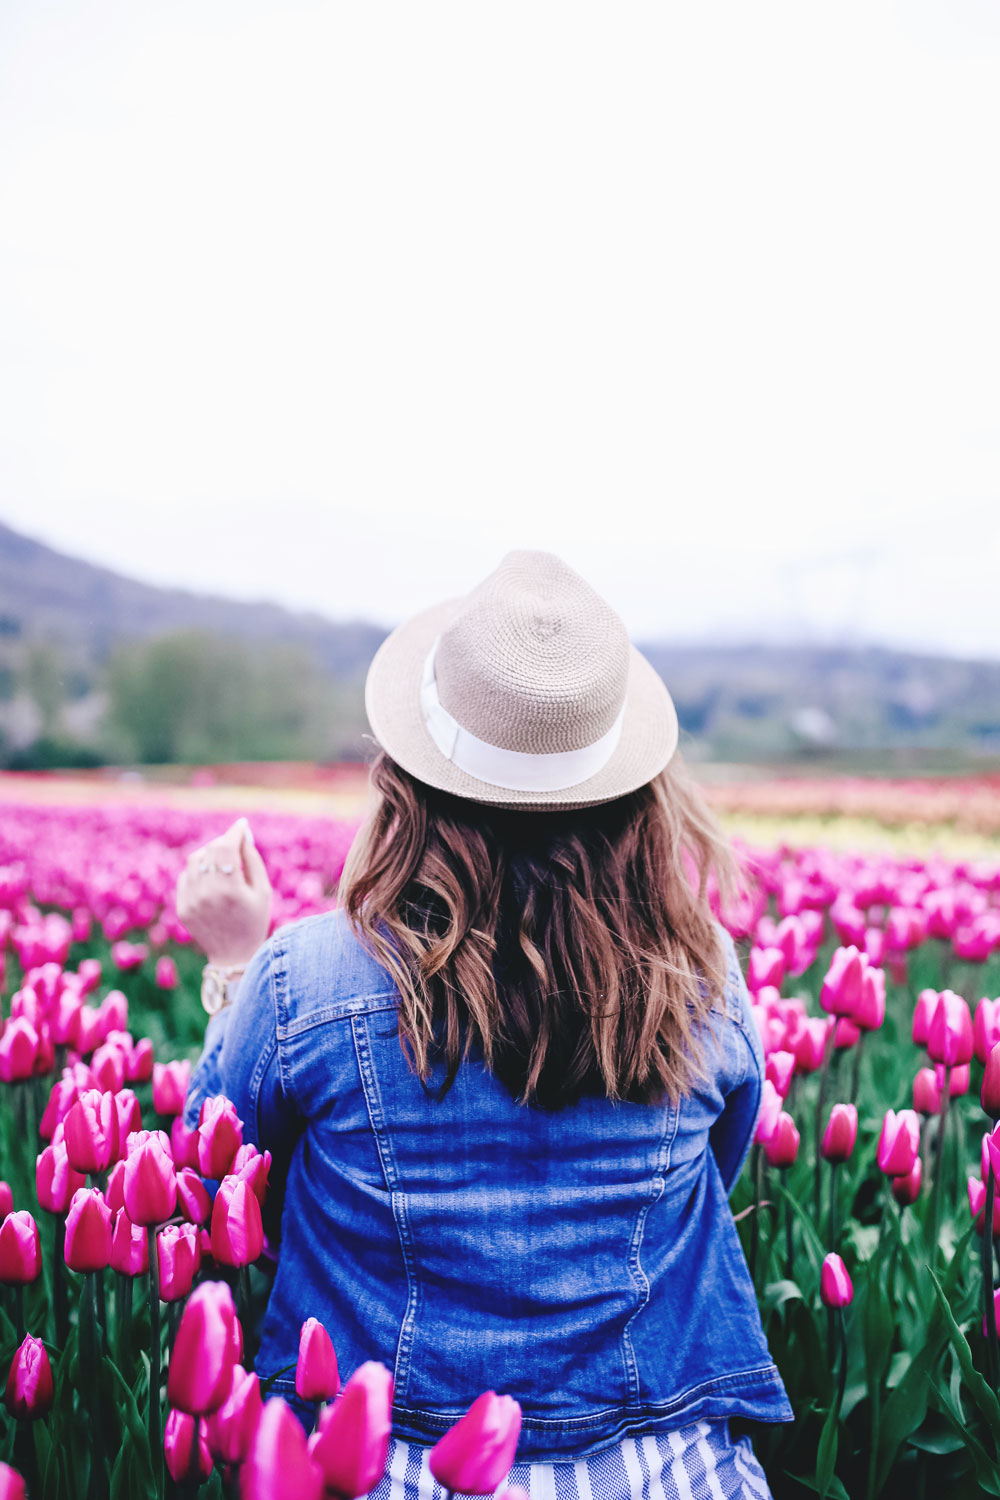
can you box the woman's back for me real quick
[186,906,790,1459]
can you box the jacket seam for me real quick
[618,1104,678,1408]
[350,1012,421,1404]
[280,995,399,1040]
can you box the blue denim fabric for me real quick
[185,910,792,1460]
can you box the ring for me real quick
[216,862,235,876]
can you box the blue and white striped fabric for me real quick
[368,1422,772,1500]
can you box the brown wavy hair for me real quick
[341,751,739,1109]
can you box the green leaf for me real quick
[787,1474,850,1500]
[775,1182,828,1279]
[930,1376,1000,1494]
[763,1278,804,1314]
[104,1354,155,1495]
[816,1402,839,1498]
[929,1266,1000,1450]
[875,1331,948,1493]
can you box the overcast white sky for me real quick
[1,1,999,654]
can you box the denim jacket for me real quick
[185,909,792,1459]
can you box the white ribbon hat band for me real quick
[419,640,626,794]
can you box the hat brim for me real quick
[364,599,679,810]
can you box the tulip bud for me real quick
[976,997,1000,1066]
[0,1183,12,1219]
[892,1158,922,1206]
[912,989,937,1045]
[153,1060,191,1118]
[747,947,786,995]
[205,1366,263,1465]
[247,1398,323,1500]
[164,1409,213,1483]
[124,1133,177,1226]
[0,1212,42,1285]
[428,1389,522,1496]
[114,1089,143,1142]
[834,1018,861,1050]
[820,1253,853,1309]
[111,1206,150,1275]
[90,1042,126,1095]
[876,1109,920,1177]
[177,1168,212,1226]
[211,1177,264,1268]
[820,948,866,1018]
[984,1288,1000,1340]
[158,1224,201,1302]
[36,1141,86,1216]
[232,1144,271,1206]
[156,956,179,991]
[198,1096,243,1178]
[793,1016,831,1075]
[39,1078,79,1141]
[763,1111,799,1168]
[940,1062,970,1098]
[821,1103,857,1164]
[0,1462,27,1499]
[170,1115,200,1170]
[853,966,886,1032]
[754,1079,782,1144]
[167,1281,240,1415]
[764,1051,795,1099]
[64,1188,112,1273]
[296,1318,340,1403]
[927,990,974,1068]
[913,1067,941,1115]
[127,1037,155,1084]
[0,1018,39,1083]
[309,1362,394,1499]
[984,1041,1000,1119]
[63,1090,120,1174]
[3,1335,53,1419]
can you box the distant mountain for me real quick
[0,519,387,678]
[2,517,1000,763]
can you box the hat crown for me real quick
[434,551,630,754]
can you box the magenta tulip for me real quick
[754,1079,782,1144]
[747,946,786,995]
[983,1041,1000,1118]
[232,1143,272,1205]
[913,1067,941,1115]
[0,1212,42,1285]
[155,956,179,990]
[64,1188,112,1272]
[912,989,937,1045]
[114,1089,143,1142]
[308,1361,394,1499]
[39,1078,79,1140]
[158,1223,201,1302]
[171,1117,200,1170]
[167,1280,240,1415]
[177,1168,212,1225]
[429,1390,523,1495]
[63,1090,120,1174]
[0,1183,10,1219]
[853,966,886,1031]
[763,1111,799,1168]
[110,1208,149,1276]
[976,997,1000,1066]
[198,1096,243,1178]
[127,1037,155,1084]
[211,1176,264,1267]
[927,989,974,1067]
[764,1051,795,1099]
[164,1408,213,1483]
[205,1365,263,1465]
[0,1018,39,1083]
[296,1317,340,1402]
[4,1335,53,1419]
[876,1110,920,1177]
[153,1059,191,1117]
[892,1158,922,1206]
[820,947,865,1018]
[124,1132,177,1226]
[821,1104,857,1163]
[820,1253,853,1309]
[246,1398,323,1500]
[793,1016,831,1074]
[36,1140,86,1215]
[0,1462,26,1499]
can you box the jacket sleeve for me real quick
[708,932,764,1196]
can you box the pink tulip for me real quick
[793,1016,831,1074]
[820,947,866,1018]
[853,966,885,1032]
[4,1335,53,1419]
[912,989,937,1045]
[127,1037,155,1084]
[36,1140,86,1215]
[153,1059,191,1117]
[155,955,179,990]
[892,1158,922,1206]
[158,1224,201,1302]
[0,1462,26,1499]
[0,1018,39,1082]
[110,1209,149,1276]
[820,1253,853,1309]
[64,1188,112,1272]
[246,1398,323,1500]
[754,1079,783,1144]
[198,1096,243,1178]
[763,1112,799,1168]
[205,1366,263,1465]
[834,1018,861,1050]
[764,1051,795,1099]
[937,1062,970,1098]
[124,1132,177,1226]
[747,946,786,995]
[876,1109,920,1177]
[211,1177,264,1268]
[171,1117,201,1170]
[820,1103,857,1163]
[76,955,101,990]
[984,1041,1000,1119]
[0,1212,42,1284]
[428,1390,523,1495]
[0,1183,11,1219]
[232,1144,272,1206]
[976,997,1000,1066]
[309,1362,394,1499]
[296,1318,340,1402]
[39,1078,79,1140]
[913,1067,942,1115]
[114,1089,143,1142]
[111,941,148,972]
[927,990,974,1067]
[167,1280,240,1415]
[63,1089,120,1174]
[177,1168,212,1225]
[164,1408,213,1483]
[90,1042,126,1094]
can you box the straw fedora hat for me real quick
[364,550,679,810]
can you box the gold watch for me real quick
[201,963,247,1017]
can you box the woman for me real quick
[181,551,791,1500]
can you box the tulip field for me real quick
[1,790,1000,1498]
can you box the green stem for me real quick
[14,1283,24,1345]
[814,1027,835,1222]
[95,1267,108,1357]
[238,1265,254,1370]
[829,1161,838,1251]
[849,1031,864,1105]
[836,1306,848,1415]
[118,1273,134,1377]
[927,1066,951,1256]
[987,1164,1000,1387]
[784,1177,793,1278]
[149,1228,163,1483]
[83,1272,106,1500]
[53,1215,68,1347]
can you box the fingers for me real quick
[238,820,270,892]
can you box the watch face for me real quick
[201,968,226,1016]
